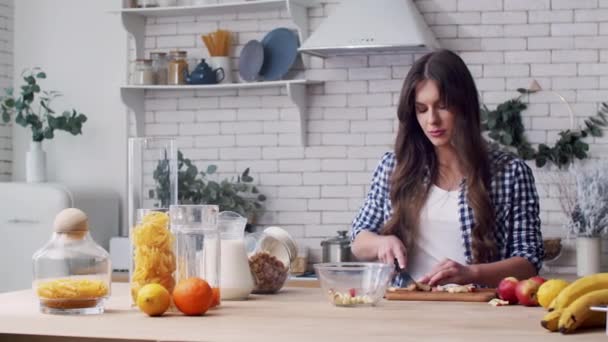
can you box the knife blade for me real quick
[393,259,416,287]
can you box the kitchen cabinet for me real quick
[0,283,604,341]
[113,0,324,145]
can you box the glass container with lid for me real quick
[246,226,298,294]
[32,208,111,315]
[168,50,188,85]
[150,52,168,85]
[131,59,154,85]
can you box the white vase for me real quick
[576,236,602,276]
[26,141,46,183]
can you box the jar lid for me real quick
[321,230,350,247]
[53,208,89,233]
[264,226,298,260]
[150,52,167,57]
[169,50,187,56]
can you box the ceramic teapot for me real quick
[186,59,225,85]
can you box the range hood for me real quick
[299,0,439,58]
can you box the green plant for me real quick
[481,88,608,169]
[0,68,87,142]
[150,151,266,219]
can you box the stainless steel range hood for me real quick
[299,0,439,58]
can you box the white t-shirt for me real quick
[407,185,467,281]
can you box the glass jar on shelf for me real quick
[32,208,111,315]
[131,59,155,85]
[246,226,298,294]
[150,52,168,85]
[167,50,188,85]
[170,205,221,308]
[137,0,158,7]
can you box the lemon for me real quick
[537,279,569,309]
[136,283,171,316]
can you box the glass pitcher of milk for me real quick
[218,211,254,300]
[170,205,221,308]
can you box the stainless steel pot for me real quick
[321,230,352,263]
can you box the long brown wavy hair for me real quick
[383,49,498,264]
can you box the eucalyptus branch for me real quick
[481,88,608,169]
[1,68,87,142]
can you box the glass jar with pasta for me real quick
[130,209,176,306]
[32,208,111,315]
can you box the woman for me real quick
[350,49,543,288]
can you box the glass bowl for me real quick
[313,262,393,307]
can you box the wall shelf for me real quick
[114,0,314,61]
[121,80,322,145]
[113,0,313,17]
[114,0,322,146]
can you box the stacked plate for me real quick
[238,28,299,82]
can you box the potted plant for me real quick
[0,68,87,182]
[150,151,266,224]
[567,160,608,276]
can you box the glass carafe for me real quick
[33,208,111,315]
[218,211,254,300]
[171,205,220,308]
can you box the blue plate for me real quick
[239,40,264,82]
[259,28,299,81]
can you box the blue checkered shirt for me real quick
[351,150,544,286]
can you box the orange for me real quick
[173,278,213,316]
[211,287,220,308]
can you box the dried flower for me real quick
[567,160,608,237]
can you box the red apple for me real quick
[497,277,519,304]
[529,276,546,286]
[515,279,541,306]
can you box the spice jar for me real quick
[246,226,297,294]
[168,50,188,85]
[290,246,308,276]
[132,59,154,85]
[32,208,111,315]
[137,0,158,7]
[150,52,168,85]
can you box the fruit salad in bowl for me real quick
[314,262,393,307]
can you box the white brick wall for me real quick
[137,0,608,270]
[0,0,11,181]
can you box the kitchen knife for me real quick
[393,259,416,287]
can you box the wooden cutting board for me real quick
[385,288,496,302]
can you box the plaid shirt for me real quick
[351,150,544,286]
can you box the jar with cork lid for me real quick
[32,208,111,315]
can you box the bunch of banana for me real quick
[540,273,608,334]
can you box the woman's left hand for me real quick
[418,259,478,286]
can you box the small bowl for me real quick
[314,262,393,307]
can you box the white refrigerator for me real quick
[0,182,119,292]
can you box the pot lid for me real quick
[321,230,351,247]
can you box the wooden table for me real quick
[0,283,604,342]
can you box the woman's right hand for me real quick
[377,235,407,269]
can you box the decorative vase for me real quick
[26,141,46,183]
[576,236,601,276]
